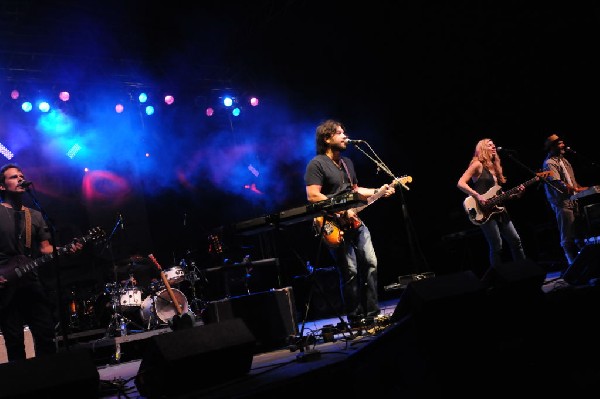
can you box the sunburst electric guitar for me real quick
[313,176,412,248]
[463,171,551,225]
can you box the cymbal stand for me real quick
[183,260,208,317]
[103,283,138,338]
[101,214,139,338]
[143,294,163,331]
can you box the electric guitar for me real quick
[314,176,412,248]
[148,253,194,330]
[463,171,551,225]
[0,227,106,309]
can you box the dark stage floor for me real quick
[2,264,600,399]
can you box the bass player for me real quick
[304,119,395,329]
[457,138,528,271]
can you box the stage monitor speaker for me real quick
[0,348,99,399]
[135,318,255,398]
[390,270,486,323]
[204,287,297,352]
[481,258,546,294]
[562,244,600,286]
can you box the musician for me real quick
[542,134,588,266]
[457,138,527,270]
[304,119,395,328]
[0,163,82,362]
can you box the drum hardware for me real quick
[182,261,209,316]
[103,281,144,338]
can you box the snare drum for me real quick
[140,288,188,324]
[120,287,143,308]
[164,266,185,285]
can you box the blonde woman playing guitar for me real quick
[457,138,529,270]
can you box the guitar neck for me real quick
[149,254,183,315]
[489,176,538,205]
[354,177,410,214]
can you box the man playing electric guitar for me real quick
[304,119,396,329]
[314,175,412,248]
[0,163,84,362]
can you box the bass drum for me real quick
[140,288,189,324]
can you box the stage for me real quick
[2,266,600,398]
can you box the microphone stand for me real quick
[350,141,427,274]
[567,148,600,172]
[501,151,564,195]
[24,186,70,351]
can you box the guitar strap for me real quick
[23,207,32,251]
[339,158,353,186]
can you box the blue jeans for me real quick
[550,201,583,265]
[330,223,380,322]
[479,212,526,267]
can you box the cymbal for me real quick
[114,255,152,273]
[113,255,159,288]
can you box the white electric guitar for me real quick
[463,171,550,225]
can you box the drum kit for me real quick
[66,255,207,336]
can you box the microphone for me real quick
[497,147,518,154]
[17,180,33,188]
[566,146,577,154]
[346,139,365,144]
[118,213,125,230]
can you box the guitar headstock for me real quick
[398,175,412,185]
[393,175,413,190]
[536,171,552,179]
[148,254,163,271]
[77,226,106,245]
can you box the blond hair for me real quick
[471,138,506,184]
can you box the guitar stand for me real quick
[291,213,354,358]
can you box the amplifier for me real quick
[203,287,298,353]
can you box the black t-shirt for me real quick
[304,154,358,197]
[0,205,51,265]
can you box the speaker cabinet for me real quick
[391,270,487,323]
[481,258,546,294]
[562,244,600,285]
[135,318,255,398]
[204,287,298,352]
[0,349,99,398]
